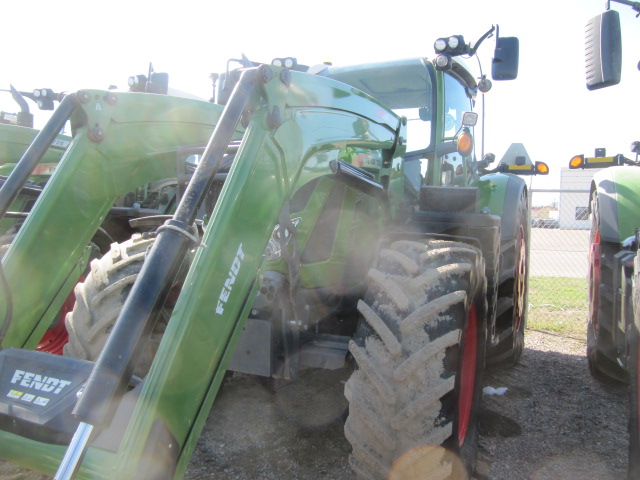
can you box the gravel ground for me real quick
[476,330,628,480]
[0,329,630,479]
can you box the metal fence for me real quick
[527,189,590,327]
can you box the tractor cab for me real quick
[320,27,521,193]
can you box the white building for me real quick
[558,167,601,229]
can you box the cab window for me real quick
[441,73,474,185]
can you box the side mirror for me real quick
[492,37,519,80]
[585,10,622,90]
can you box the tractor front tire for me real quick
[345,239,487,480]
[64,235,162,377]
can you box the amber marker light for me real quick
[569,155,584,169]
[535,162,550,175]
[457,132,473,155]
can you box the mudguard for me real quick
[478,172,528,240]
[591,166,640,244]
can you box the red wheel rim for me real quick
[513,224,527,334]
[458,303,477,446]
[35,318,69,355]
[589,230,601,334]
[36,276,83,355]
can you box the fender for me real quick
[478,172,528,240]
[591,166,640,244]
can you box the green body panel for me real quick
[476,172,513,216]
[265,166,384,287]
[592,165,640,243]
[0,70,402,478]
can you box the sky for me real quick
[2,0,639,204]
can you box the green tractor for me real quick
[0,68,187,245]
[0,26,547,480]
[0,71,187,246]
[0,77,189,356]
[570,145,640,479]
[576,2,640,478]
[0,85,71,240]
[569,146,640,380]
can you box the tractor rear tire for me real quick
[64,235,163,377]
[345,239,487,480]
[628,321,640,480]
[587,193,627,383]
[629,252,640,480]
[488,188,529,366]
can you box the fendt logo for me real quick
[216,243,245,315]
[10,370,72,395]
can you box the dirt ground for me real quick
[475,330,628,480]
[0,329,630,480]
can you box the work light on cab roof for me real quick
[271,57,297,69]
[31,89,56,110]
[433,25,519,82]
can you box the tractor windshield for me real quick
[325,58,435,153]
[443,72,474,139]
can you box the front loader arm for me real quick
[106,66,404,480]
[0,66,404,479]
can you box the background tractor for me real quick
[576,1,640,478]
[0,75,198,355]
[0,26,546,480]
[0,85,71,241]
